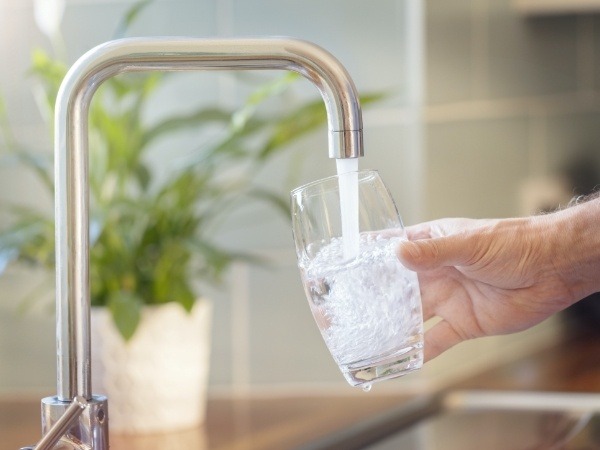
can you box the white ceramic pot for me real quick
[90,300,212,434]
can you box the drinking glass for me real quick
[291,170,423,389]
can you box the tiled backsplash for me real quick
[426,2,600,220]
[1,0,596,395]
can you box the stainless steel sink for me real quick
[300,390,600,450]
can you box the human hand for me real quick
[397,202,600,361]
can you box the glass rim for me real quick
[290,168,380,197]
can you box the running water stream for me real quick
[336,158,360,260]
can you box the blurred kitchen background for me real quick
[1,0,599,398]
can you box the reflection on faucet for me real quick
[28,37,364,449]
[21,396,90,450]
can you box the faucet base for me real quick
[41,396,108,449]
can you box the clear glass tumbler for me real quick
[291,170,423,389]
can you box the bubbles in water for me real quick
[301,234,422,369]
[362,384,372,392]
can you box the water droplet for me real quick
[362,384,372,392]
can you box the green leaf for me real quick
[108,291,143,341]
[0,92,16,150]
[0,248,18,275]
[258,91,386,160]
[173,282,195,313]
[29,48,68,101]
[0,94,6,119]
[134,163,151,190]
[0,149,54,193]
[186,238,234,278]
[245,187,290,218]
[231,72,299,132]
[141,107,232,148]
[112,0,155,39]
[259,100,326,159]
[0,216,54,271]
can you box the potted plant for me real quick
[0,0,382,434]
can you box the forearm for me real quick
[545,195,600,303]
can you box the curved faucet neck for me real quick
[54,37,364,400]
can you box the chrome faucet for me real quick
[22,37,363,449]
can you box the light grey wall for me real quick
[0,0,423,394]
[425,1,600,220]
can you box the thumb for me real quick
[397,235,476,271]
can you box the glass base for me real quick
[340,342,423,388]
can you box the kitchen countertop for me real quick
[3,329,599,450]
[2,391,408,450]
